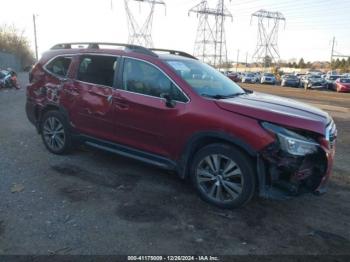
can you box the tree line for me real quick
[0,24,35,70]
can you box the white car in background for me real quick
[260,73,276,85]
[241,73,258,83]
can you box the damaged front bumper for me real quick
[257,120,337,199]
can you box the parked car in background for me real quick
[254,72,261,82]
[325,75,342,89]
[334,78,350,92]
[0,70,8,86]
[0,69,19,89]
[241,73,258,83]
[226,72,241,82]
[281,74,300,87]
[304,75,327,89]
[26,42,337,208]
[260,73,276,85]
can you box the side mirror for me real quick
[161,93,176,108]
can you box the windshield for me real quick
[329,76,340,80]
[340,78,350,83]
[310,75,321,79]
[166,59,245,98]
[264,73,274,77]
[285,75,298,79]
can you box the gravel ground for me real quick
[0,75,349,255]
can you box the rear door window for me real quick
[45,56,72,77]
[77,55,118,87]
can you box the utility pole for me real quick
[330,36,335,68]
[33,14,38,61]
[245,52,248,69]
[236,49,239,72]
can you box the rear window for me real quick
[45,56,72,77]
[340,78,350,83]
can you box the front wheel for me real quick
[190,144,256,209]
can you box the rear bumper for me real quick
[26,99,40,132]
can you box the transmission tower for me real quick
[251,9,285,68]
[189,0,232,67]
[124,0,166,48]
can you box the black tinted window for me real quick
[122,58,187,102]
[78,55,118,87]
[46,56,71,77]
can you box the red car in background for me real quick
[334,78,350,92]
[226,72,241,82]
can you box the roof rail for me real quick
[150,48,198,60]
[50,42,158,57]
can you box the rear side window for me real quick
[122,58,188,102]
[45,56,72,77]
[77,55,118,87]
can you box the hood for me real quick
[215,92,330,135]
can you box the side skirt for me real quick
[81,135,178,172]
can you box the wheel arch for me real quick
[178,131,257,179]
[37,104,70,133]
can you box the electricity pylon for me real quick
[124,0,166,48]
[189,0,232,67]
[251,9,286,68]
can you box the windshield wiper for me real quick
[201,92,246,99]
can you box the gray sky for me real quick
[1,0,350,62]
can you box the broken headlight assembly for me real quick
[261,122,319,156]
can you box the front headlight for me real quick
[262,122,319,156]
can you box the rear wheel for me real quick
[40,111,72,154]
[190,144,256,209]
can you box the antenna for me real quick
[124,0,166,48]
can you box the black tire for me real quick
[190,143,256,209]
[40,110,72,154]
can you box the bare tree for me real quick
[0,24,35,69]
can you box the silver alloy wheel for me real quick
[196,154,243,202]
[43,116,65,151]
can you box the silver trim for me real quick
[121,56,190,103]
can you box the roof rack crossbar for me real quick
[150,48,198,60]
[50,42,158,57]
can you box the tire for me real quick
[40,110,72,154]
[190,143,256,209]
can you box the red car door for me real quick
[62,54,119,141]
[112,57,190,157]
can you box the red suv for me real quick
[26,43,337,208]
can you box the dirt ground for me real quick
[0,75,349,256]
